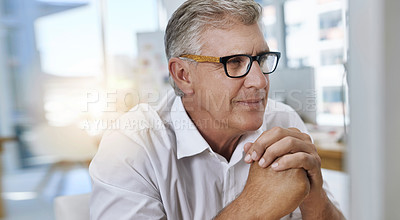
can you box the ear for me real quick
[168,57,194,95]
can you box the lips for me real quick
[236,98,263,104]
[231,90,267,109]
[234,98,265,108]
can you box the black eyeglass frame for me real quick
[180,51,281,78]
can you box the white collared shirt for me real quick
[89,89,336,220]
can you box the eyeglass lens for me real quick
[226,54,278,77]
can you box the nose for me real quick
[243,60,268,89]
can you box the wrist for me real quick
[239,190,281,220]
[300,189,328,216]
[215,191,280,220]
[300,190,344,219]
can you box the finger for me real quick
[258,137,317,168]
[288,127,312,143]
[244,142,252,154]
[246,127,311,162]
[271,152,323,190]
[245,127,292,162]
[270,152,319,172]
[287,127,301,132]
[244,142,253,163]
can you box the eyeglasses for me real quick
[180,51,281,78]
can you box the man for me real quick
[90,0,345,219]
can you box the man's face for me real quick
[187,22,270,133]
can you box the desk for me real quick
[316,142,345,171]
[309,128,345,171]
[0,137,17,218]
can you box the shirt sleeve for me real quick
[89,130,167,220]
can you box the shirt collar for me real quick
[170,96,264,161]
[229,128,263,165]
[170,96,210,159]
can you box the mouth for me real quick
[234,98,265,109]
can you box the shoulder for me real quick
[89,92,178,191]
[114,89,176,136]
[89,130,168,218]
[89,130,158,192]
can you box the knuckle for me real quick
[277,156,287,166]
[289,127,301,132]
[270,126,280,132]
[305,142,317,152]
[265,146,277,158]
[283,136,296,147]
[299,153,308,162]
[315,154,322,167]
[311,143,317,152]
[271,126,284,135]
[302,133,312,142]
[252,143,264,153]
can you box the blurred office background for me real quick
[0,0,399,219]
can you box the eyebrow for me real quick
[257,49,271,55]
[228,49,271,57]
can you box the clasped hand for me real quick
[243,127,324,212]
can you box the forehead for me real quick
[199,23,269,56]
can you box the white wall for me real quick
[349,0,400,219]
[382,1,400,219]
[0,24,14,136]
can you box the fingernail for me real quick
[245,154,251,162]
[271,162,278,168]
[258,158,265,167]
[251,151,257,160]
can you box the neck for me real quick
[182,97,244,162]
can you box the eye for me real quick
[227,57,243,65]
[227,56,249,68]
[259,55,268,66]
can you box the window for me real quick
[262,5,279,50]
[284,0,317,69]
[1,0,16,16]
[260,0,348,125]
[319,10,344,41]
[320,48,343,66]
[33,0,160,126]
[35,2,103,77]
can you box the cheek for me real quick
[201,84,234,113]
[265,75,270,96]
[194,68,242,112]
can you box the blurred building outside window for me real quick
[259,0,348,126]
[33,0,163,133]
[1,0,164,168]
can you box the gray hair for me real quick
[165,0,263,96]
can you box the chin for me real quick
[232,112,265,132]
[241,123,263,131]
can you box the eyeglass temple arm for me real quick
[180,54,220,63]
